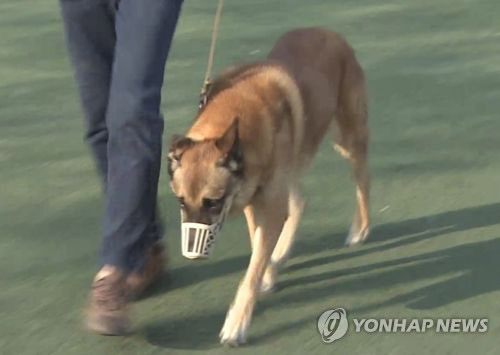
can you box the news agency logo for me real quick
[317,308,488,344]
[317,308,349,343]
[352,318,488,333]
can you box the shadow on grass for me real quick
[260,233,500,327]
[351,235,500,312]
[268,202,500,313]
[142,254,249,300]
[288,202,500,272]
[143,307,311,350]
[143,309,225,350]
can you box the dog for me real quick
[167,27,370,345]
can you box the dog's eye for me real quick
[203,197,224,211]
[177,197,186,208]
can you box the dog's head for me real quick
[168,121,244,258]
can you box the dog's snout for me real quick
[182,210,214,225]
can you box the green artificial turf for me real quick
[1,0,500,354]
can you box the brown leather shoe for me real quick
[85,266,131,335]
[126,242,166,300]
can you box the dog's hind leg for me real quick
[334,65,371,247]
[260,185,305,293]
[344,137,370,246]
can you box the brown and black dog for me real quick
[168,27,370,345]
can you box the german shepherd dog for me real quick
[168,27,370,345]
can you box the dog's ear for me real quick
[215,119,243,175]
[167,135,194,177]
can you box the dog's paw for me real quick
[219,305,252,346]
[344,224,370,247]
[259,279,276,295]
[259,266,277,294]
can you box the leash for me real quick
[199,0,224,110]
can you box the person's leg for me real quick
[61,0,164,277]
[100,0,183,273]
[60,0,131,336]
[59,0,115,185]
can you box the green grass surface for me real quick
[1,0,500,354]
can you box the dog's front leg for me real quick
[219,198,287,346]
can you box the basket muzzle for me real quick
[181,204,229,259]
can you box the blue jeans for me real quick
[60,0,183,272]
